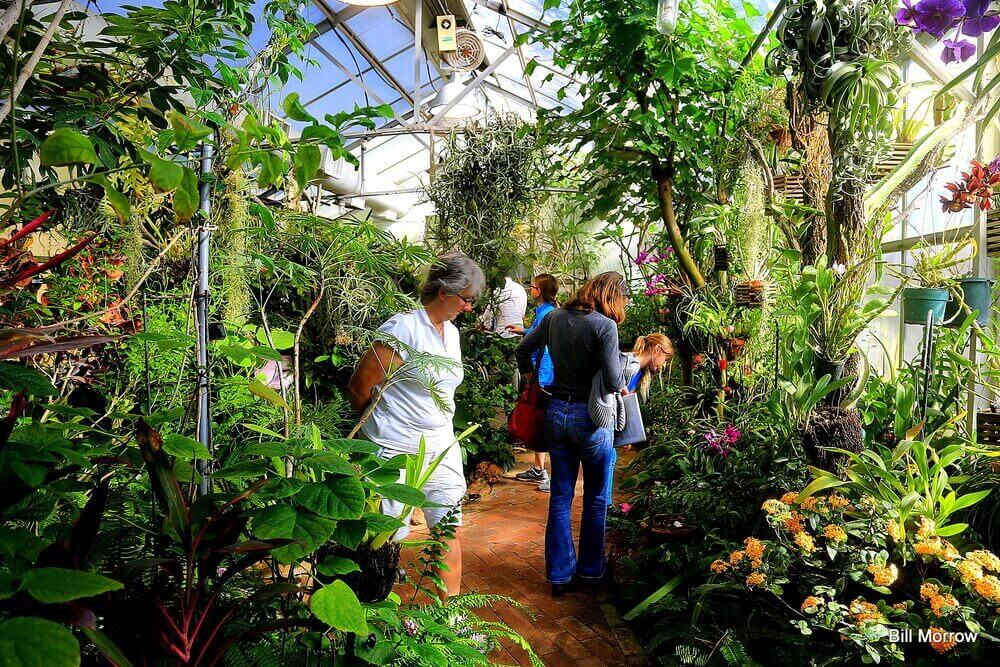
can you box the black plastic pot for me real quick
[326,542,402,604]
[801,407,863,475]
[813,356,846,381]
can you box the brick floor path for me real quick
[401,450,643,666]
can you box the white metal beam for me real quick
[426,40,520,125]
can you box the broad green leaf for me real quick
[39,128,96,167]
[248,379,290,410]
[796,475,848,503]
[0,617,80,667]
[376,483,426,507]
[936,523,968,537]
[257,477,304,501]
[255,328,295,350]
[310,580,368,635]
[316,556,361,576]
[300,451,356,476]
[161,433,211,460]
[0,363,57,396]
[296,477,365,519]
[294,144,321,190]
[172,167,200,222]
[168,110,213,151]
[212,460,267,480]
[281,93,316,122]
[252,505,337,562]
[20,568,122,604]
[331,519,366,550]
[364,512,405,535]
[142,152,184,192]
[80,628,132,667]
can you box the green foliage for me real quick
[453,330,518,470]
[425,113,541,288]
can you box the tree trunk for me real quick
[652,162,706,289]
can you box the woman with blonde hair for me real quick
[514,271,628,596]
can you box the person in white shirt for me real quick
[479,276,528,338]
[348,252,485,597]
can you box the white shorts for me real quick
[378,443,466,541]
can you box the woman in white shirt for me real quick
[348,253,485,597]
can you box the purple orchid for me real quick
[912,0,967,37]
[961,0,1000,36]
[942,37,977,62]
[635,248,653,266]
[896,0,920,25]
[989,155,1000,175]
[723,424,742,444]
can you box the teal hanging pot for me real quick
[902,288,950,325]
[944,278,993,327]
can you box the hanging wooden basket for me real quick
[773,142,914,204]
[976,409,1000,448]
[734,280,767,307]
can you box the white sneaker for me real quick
[538,479,550,493]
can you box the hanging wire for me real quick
[331,24,370,107]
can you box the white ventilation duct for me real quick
[315,146,408,219]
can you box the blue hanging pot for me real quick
[902,288,950,325]
[944,278,993,327]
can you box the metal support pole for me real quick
[195,140,214,496]
[920,309,935,434]
[413,0,422,120]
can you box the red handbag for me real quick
[507,379,549,452]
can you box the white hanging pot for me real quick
[657,0,679,35]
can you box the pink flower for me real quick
[724,424,742,444]
[635,248,654,265]
[620,502,632,514]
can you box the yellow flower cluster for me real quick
[801,596,823,612]
[799,496,820,511]
[784,512,806,534]
[967,550,1000,573]
[914,536,959,562]
[823,524,847,543]
[827,493,851,509]
[928,627,957,654]
[866,563,899,587]
[794,531,817,554]
[858,495,878,512]
[972,575,1000,603]
[710,559,728,574]
[761,499,785,515]
[919,582,959,617]
[956,559,984,585]
[886,520,902,542]
[744,537,765,561]
[848,598,884,625]
[892,601,908,611]
[916,516,936,541]
[745,572,766,587]
[729,550,745,566]
[780,491,798,505]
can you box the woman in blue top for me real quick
[507,274,559,490]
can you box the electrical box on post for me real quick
[437,15,456,52]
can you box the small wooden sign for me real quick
[437,15,456,52]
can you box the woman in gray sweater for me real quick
[514,272,627,596]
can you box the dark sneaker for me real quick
[515,467,548,482]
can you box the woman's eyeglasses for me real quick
[455,293,476,305]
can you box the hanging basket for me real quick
[774,142,914,204]
[642,514,700,544]
[324,542,402,604]
[902,288,950,325]
[714,247,731,273]
[734,280,767,308]
[977,409,1000,448]
[722,337,747,361]
[944,278,993,327]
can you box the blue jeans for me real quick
[544,399,614,584]
[607,445,618,501]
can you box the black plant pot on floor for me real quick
[801,407,863,475]
[324,542,402,603]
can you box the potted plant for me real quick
[943,272,993,327]
[314,435,452,603]
[902,240,973,324]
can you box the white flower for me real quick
[832,262,847,276]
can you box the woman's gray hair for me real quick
[420,252,486,304]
